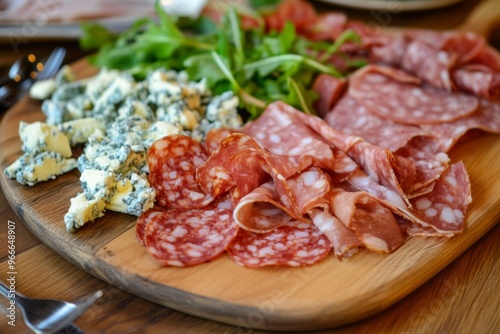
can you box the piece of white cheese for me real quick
[106,173,155,216]
[30,79,57,100]
[4,151,77,186]
[64,193,107,232]
[19,121,72,157]
[58,118,106,146]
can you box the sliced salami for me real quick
[148,135,214,209]
[242,102,339,171]
[421,97,500,151]
[394,137,449,197]
[325,94,431,152]
[233,181,300,233]
[331,189,405,253]
[227,219,331,268]
[312,74,346,118]
[204,127,238,154]
[144,196,238,267]
[349,65,479,125]
[401,39,456,91]
[198,133,314,203]
[286,167,331,214]
[136,206,166,245]
[309,208,362,258]
[452,65,499,99]
[409,162,471,234]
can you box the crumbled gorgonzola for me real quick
[7,64,243,231]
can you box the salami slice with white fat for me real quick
[148,135,214,209]
[136,206,166,245]
[409,162,471,234]
[325,95,431,152]
[308,209,362,258]
[312,74,346,118]
[421,97,500,151]
[242,102,339,171]
[331,189,405,253]
[349,65,479,125]
[144,196,238,267]
[227,219,331,268]
[233,181,300,233]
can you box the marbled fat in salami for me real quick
[233,181,300,233]
[409,162,471,234]
[325,95,431,152]
[144,196,238,267]
[349,65,479,125]
[227,219,331,267]
[242,102,339,171]
[421,97,500,151]
[148,135,214,209]
[136,206,166,245]
[331,189,405,252]
[308,209,362,258]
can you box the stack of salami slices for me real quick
[137,1,500,268]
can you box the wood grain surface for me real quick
[0,58,499,331]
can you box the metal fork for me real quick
[0,47,66,110]
[0,281,102,334]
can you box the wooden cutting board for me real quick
[1,59,499,331]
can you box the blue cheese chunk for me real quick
[4,151,77,186]
[143,121,180,146]
[64,193,106,232]
[64,169,117,231]
[78,139,148,177]
[19,121,72,157]
[58,118,106,146]
[106,173,155,216]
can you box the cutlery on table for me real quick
[0,47,66,111]
[0,281,102,334]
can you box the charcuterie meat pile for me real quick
[137,0,500,268]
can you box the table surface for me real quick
[1,0,499,333]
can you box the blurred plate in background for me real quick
[315,0,466,12]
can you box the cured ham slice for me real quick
[349,65,479,125]
[144,196,238,267]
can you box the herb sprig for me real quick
[80,1,362,119]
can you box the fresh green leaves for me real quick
[79,1,362,119]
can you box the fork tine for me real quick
[63,290,103,325]
[37,47,66,81]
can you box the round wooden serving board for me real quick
[1,59,499,331]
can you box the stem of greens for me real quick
[318,29,360,63]
[243,54,343,78]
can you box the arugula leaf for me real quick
[184,54,226,87]
[79,23,117,50]
[79,1,364,119]
[286,77,318,115]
